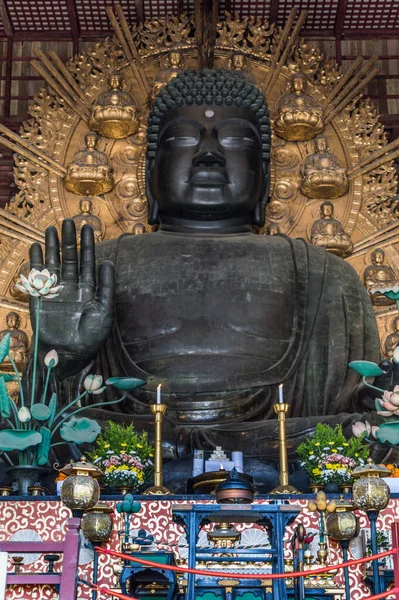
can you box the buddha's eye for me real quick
[161,126,200,147]
[218,126,259,148]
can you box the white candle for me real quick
[232,451,244,473]
[157,384,162,404]
[278,383,284,404]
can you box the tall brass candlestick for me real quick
[144,404,171,495]
[271,402,300,494]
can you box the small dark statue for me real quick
[27,70,379,461]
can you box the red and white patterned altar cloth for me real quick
[0,496,398,599]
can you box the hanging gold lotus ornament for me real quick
[89,72,139,139]
[64,131,115,196]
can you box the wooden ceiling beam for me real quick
[135,0,144,24]
[269,0,279,25]
[66,0,80,54]
[0,0,13,37]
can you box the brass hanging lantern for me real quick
[352,459,390,512]
[81,502,114,544]
[326,496,359,541]
[60,456,104,512]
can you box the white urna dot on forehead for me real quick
[205,109,215,119]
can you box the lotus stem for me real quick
[362,376,385,394]
[0,451,14,466]
[30,297,41,410]
[50,393,126,439]
[7,352,25,408]
[51,390,88,426]
[41,365,52,404]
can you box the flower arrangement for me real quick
[88,421,154,492]
[0,268,146,469]
[297,423,369,486]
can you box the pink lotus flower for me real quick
[378,386,399,416]
[352,421,371,437]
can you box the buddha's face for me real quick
[6,313,19,329]
[292,76,305,93]
[373,250,384,265]
[321,202,333,218]
[315,137,328,152]
[109,73,122,89]
[148,104,266,223]
[85,133,98,149]
[80,199,92,214]
[232,54,245,69]
[169,51,182,67]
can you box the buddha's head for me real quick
[132,223,146,234]
[232,53,246,70]
[314,135,329,153]
[169,50,183,68]
[291,73,307,94]
[85,131,99,149]
[80,197,93,214]
[320,200,334,218]
[6,311,20,330]
[146,69,271,228]
[372,248,385,265]
[266,223,280,235]
[109,71,123,90]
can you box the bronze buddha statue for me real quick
[27,70,379,459]
[274,73,324,141]
[301,135,349,199]
[364,248,397,306]
[310,201,353,258]
[0,311,29,370]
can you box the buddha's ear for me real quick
[252,161,270,227]
[146,157,160,225]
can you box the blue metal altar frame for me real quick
[172,503,301,600]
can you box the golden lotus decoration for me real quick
[64,132,115,196]
[89,71,139,139]
[301,135,349,199]
[274,73,324,141]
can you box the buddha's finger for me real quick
[44,226,61,280]
[61,219,79,284]
[80,224,96,288]
[30,242,44,271]
[96,260,115,313]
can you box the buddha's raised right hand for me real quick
[29,219,115,379]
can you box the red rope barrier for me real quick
[81,580,138,600]
[95,546,398,581]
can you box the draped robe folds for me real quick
[74,230,381,455]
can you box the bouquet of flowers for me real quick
[297,423,369,486]
[88,421,153,492]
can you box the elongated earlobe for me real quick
[146,158,160,225]
[252,162,270,227]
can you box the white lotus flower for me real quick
[16,268,63,299]
[18,406,31,423]
[44,349,59,368]
[83,374,104,395]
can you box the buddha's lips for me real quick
[189,168,229,186]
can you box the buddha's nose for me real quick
[192,135,226,168]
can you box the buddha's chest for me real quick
[113,234,296,364]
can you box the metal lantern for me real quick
[82,502,114,544]
[60,456,104,512]
[207,523,241,549]
[326,496,359,541]
[352,459,390,512]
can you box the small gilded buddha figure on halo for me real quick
[364,248,397,306]
[89,71,139,139]
[300,135,349,199]
[265,222,281,235]
[310,200,353,258]
[151,50,185,101]
[0,311,29,370]
[274,72,324,141]
[72,198,104,244]
[228,52,256,83]
[64,131,115,196]
[385,316,399,359]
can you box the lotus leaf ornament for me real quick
[17,268,63,298]
[60,417,102,444]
